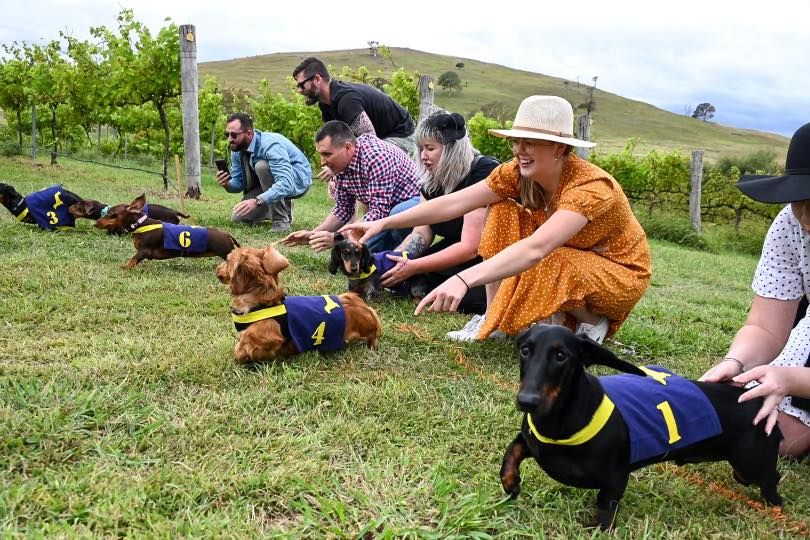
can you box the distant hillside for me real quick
[200,47,788,161]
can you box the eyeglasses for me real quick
[224,130,246,139]
[296,74,316,89]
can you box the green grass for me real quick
[1,155,808,538]
[200,47,790,161]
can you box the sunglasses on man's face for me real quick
[296,74,316,89]
[225,130,246,139]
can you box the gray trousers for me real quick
[384,135,416,158]
[231,160,294,225]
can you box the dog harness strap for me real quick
[528,394,615,445]
[350,264,377,281]
[15,207,29,221]
[132,224,164,234]
[232,305,287,327]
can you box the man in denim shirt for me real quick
[216,113,312,231]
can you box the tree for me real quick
[0,46,31,149]
[437,70,461,94]
[692,103,716,121]
[92,9,180,188]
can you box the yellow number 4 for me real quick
[311,322,326,346]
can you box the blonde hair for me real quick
[415,112,477,195]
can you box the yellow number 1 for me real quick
[311,322,326,346]
[656,401,682,444]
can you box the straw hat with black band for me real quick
[736,122,810,203]
[489,95,596,148]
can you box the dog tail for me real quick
[229,234,241,248]
[177,211,191,219]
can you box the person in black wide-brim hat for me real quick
[701,122,810,458]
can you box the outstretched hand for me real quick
[698,359,744,384]
[280,229,312,247]
[414,275,468,315]
[734,365,795,435]
[338,220,385,245]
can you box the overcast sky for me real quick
[2,0,808,137]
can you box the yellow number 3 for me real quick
[179,231,191,248]
[311,322,326,346]
[47,211,58,224]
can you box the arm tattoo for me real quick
[350,111,377,137]
[404,233,427,257]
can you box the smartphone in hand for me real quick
[215,159,228,173]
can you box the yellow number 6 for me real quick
[179,231,191,248]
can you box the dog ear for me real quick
[360,243,372,272]
[261,246,290,276]
[328,244,341,275]
[129,194,146,210]
[334,233,345,243]
[578,335,646,376]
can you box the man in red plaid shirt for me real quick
[282,121,421,252]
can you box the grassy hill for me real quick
[200,47,789,161]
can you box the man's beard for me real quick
[304,94,318,106]
[229,140,248,152]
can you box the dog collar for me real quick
[15,206,29,221]
[132,223,164,234]
[124,214,149,233]
[232,304,287,331]
[528,394,615,445]
[350,264,377,281]
[100,205,111,218]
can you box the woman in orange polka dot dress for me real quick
[340,96,651,342]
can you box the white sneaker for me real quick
[447,314,484,341]
[576,316,610,344]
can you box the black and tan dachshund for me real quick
[500,324,782,530]
[328,233,427,300]
[0,182,83,229]
[70,193,189,234]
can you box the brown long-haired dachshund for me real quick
[96,202,239,269]
[217,245,382,364]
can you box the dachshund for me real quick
[95,203,239,269]
[328,233,428,300]
[500,324,782,530]
[217,245,382,364]
[0,182,83,230]
[70,193,189,233]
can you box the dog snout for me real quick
[517,391,542,412]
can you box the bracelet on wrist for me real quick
[455,274,470,292]
[722,357,745,373]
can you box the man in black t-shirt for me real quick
[292,57,415,163]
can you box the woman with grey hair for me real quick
[378,111,499,315]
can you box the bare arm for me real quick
[382,209,485,287]
[340,181,502,243]
[700,295,798,382]
[415,209,588,314]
